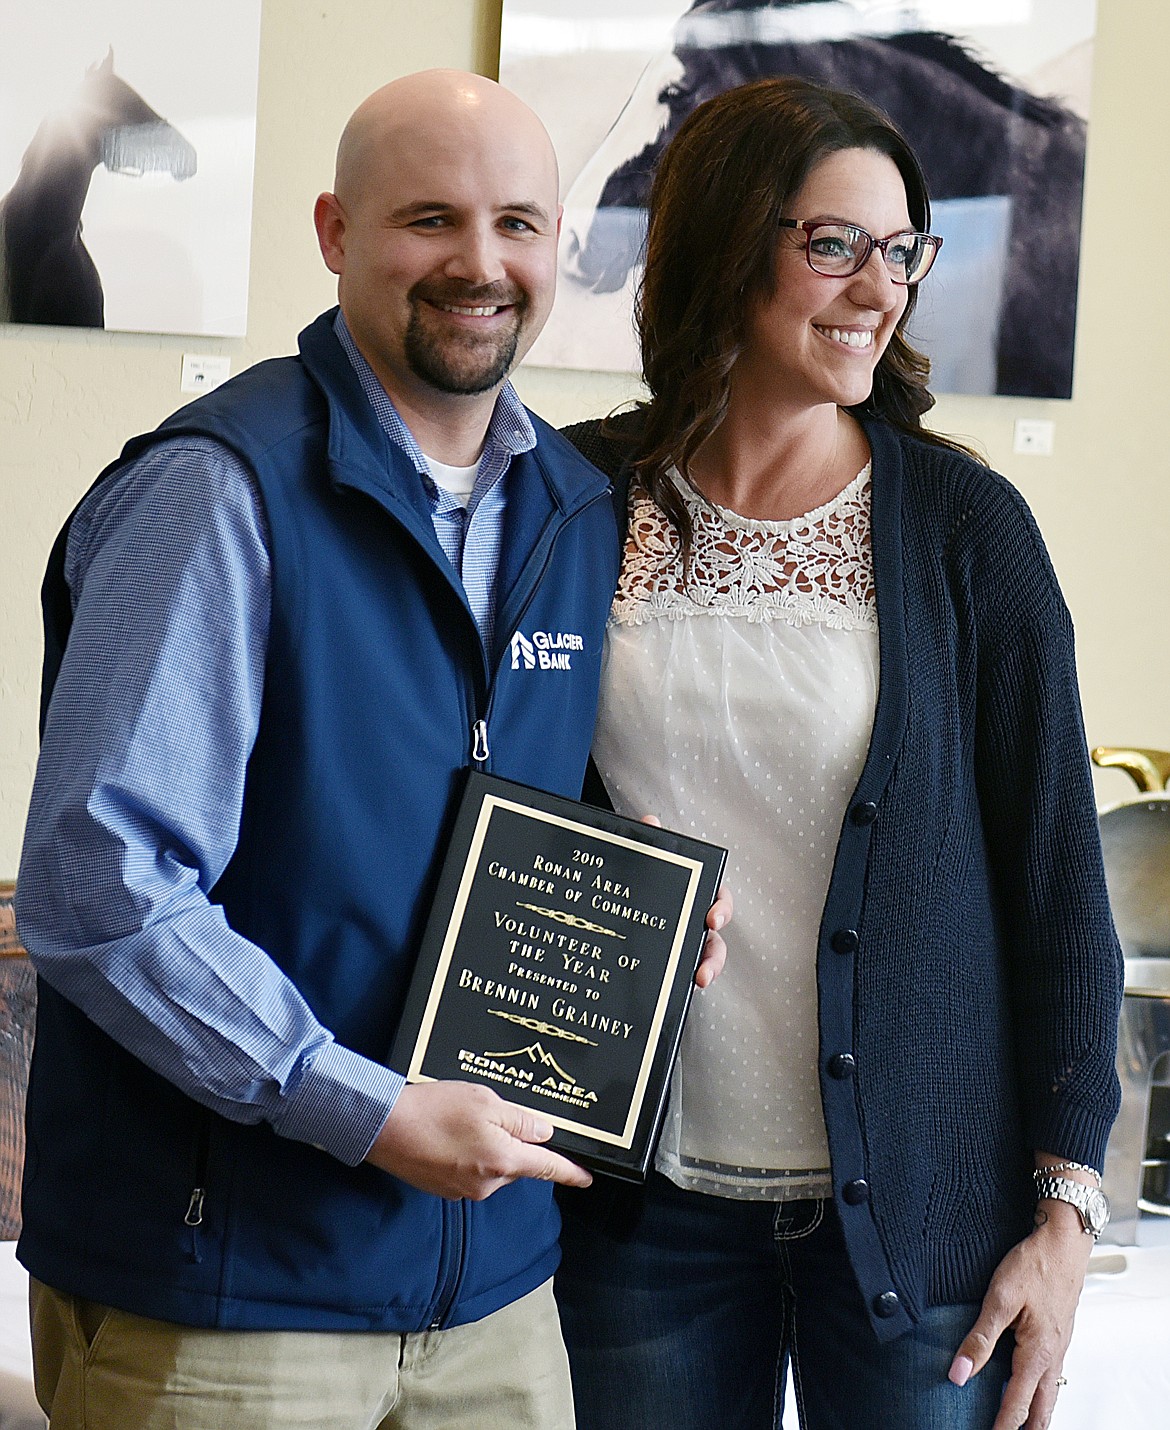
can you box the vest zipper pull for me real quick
[184,1186,205,1264]
[472,719,490,766]
[185,1187,205,1227]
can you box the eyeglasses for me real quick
[779,220,942,285]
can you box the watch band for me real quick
[1034,1160,1102,1188]
[1034,1174,1109,1238]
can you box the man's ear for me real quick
[314,192,347,275]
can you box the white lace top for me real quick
[593,466,878,1200]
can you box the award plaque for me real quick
[391,771,727,1180]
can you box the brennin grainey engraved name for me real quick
[455,967,636,1039]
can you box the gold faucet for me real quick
[1091,747,1170,795]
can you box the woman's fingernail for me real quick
[949,1356,974,1388]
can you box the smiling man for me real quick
[14,71,629,1429]
[316,72,560,457]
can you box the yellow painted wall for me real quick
[1,0,1167,874]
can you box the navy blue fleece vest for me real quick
[21,311,619,1329]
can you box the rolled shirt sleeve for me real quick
[16,438,404,1166]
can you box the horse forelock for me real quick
[71,61,199,182]
[70,55,171,146]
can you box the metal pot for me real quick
[1094,749,1170,1227]
[1093,747,1170,956]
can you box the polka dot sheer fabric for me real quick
[594,469,877,1199]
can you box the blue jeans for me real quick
[555,1174,1012,1430]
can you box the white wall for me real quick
[0,0,1167,874]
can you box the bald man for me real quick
[15,71,622,1429]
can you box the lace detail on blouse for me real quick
[613,465,876,632]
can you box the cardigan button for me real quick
[828,1053,856,1080]
[874,1291,901,1319]
[850,801,878,827]
[831,928,859,955]
[842,1179,870,1205]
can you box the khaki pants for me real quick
[30,1278,575,1430]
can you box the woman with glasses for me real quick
[555,78,1121,1430]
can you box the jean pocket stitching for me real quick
[772,1199,824,1242]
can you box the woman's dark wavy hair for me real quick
[626,75,980,545]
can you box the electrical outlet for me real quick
[1013,419,1054,456]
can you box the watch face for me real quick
[1086,1188,1109,1235]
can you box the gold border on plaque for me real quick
[407,796,704,1149]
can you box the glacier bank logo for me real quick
[510,631,536,669]
[510,628,583,672]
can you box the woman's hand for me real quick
[697,881,732,987]
[948,1200,1094,1429]
[640,815,732,987]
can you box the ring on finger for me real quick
[1055,1376,1068,1388]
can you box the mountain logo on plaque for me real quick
[390,771,727,1180]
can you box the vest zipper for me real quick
[185,1111,211,1263]
[443,486,608,1322]
[426,1198,467,1330]
[471,718,490,766]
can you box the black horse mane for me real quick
[685,0,821,10]
[882,31,1077,129]
[675,1,1076,131]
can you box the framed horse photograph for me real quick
[0,0,261,337]
[500,0,1096,399]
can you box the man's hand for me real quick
[641,815,732,988]
[365,1081,593,1200]
[947,1202,1093,1429]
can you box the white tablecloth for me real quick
[1051,1234,1170,1429]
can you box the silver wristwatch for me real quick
[1034,1174,1109,1239]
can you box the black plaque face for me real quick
[391,772,726,1179]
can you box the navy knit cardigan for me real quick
[563,412,1124,1340]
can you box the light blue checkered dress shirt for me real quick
[16,319,536,1166]
[334,313,535,656]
